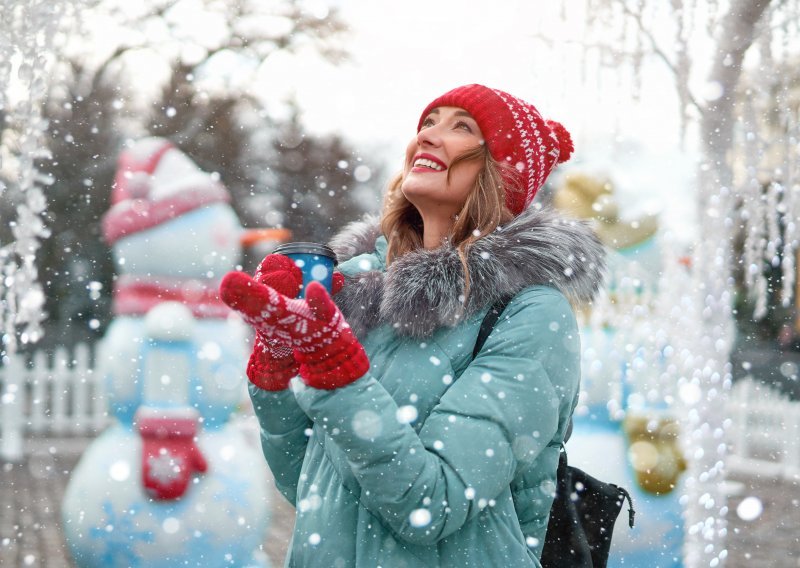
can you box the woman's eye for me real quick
[421,117,435,128]
[455,121,473,132]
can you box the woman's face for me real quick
[400,106,484,219]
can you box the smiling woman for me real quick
[220,83,606,567]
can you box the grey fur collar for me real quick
[329,206,606,339]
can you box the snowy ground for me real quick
[1,434,798,567]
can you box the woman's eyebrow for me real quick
[427,108,475,120]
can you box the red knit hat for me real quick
[417,84,574,215]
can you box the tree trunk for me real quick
[685,1,771,566]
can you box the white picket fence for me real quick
[2,344,800,478]
[726,376,800,480]
[0,343,111,461]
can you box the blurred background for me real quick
[2,0,710,350]
[1,1,799,567]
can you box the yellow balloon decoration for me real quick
[553,173,659,251]
[623,413,687,496]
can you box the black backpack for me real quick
[473,297,635,568]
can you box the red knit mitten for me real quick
[137,409,208,501]
[255,253,345,297]
[241,255,347,391]
[331,271,344,295]
[247,333,297,391]
[291,281,368,389]
[247,254,304,391]
[219,274,368,390]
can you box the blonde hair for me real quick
[380,145,516,303]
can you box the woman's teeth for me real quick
[413,158,445,171]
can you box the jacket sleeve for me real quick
[248,383,312,505]
[292,287,580,544]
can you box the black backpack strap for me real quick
[472,295,513,359]
[473,294,575,449]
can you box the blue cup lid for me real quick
[274,242,338,266]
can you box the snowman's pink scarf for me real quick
[102,183,229,245]
[113,274,230,319]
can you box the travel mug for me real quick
[273,242,338,297]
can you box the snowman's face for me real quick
[113,204,242,278]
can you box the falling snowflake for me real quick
[409,508,432,528]
[147,452,184,486]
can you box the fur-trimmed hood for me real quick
[330,205,606,339]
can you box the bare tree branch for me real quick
[617,1,704,113]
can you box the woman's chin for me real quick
[401,182,436,204]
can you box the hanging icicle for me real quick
[0,0,83,354]
[740,89,770,319]
[764,181,783,270]
[733,2,800,315]
[779,87,799,308]
[706,0,720,36]
[775,13,799,310]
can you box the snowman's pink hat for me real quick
[102,137,230,245]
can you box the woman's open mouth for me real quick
[411,153,447,173]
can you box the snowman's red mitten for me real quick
[137,410,208,501]
[241,254,346,391]
[219,275,368,390]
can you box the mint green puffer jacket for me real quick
[249,206,605,567]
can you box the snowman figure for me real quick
[62,138,272,567]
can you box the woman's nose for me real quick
[417,125,442,147]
